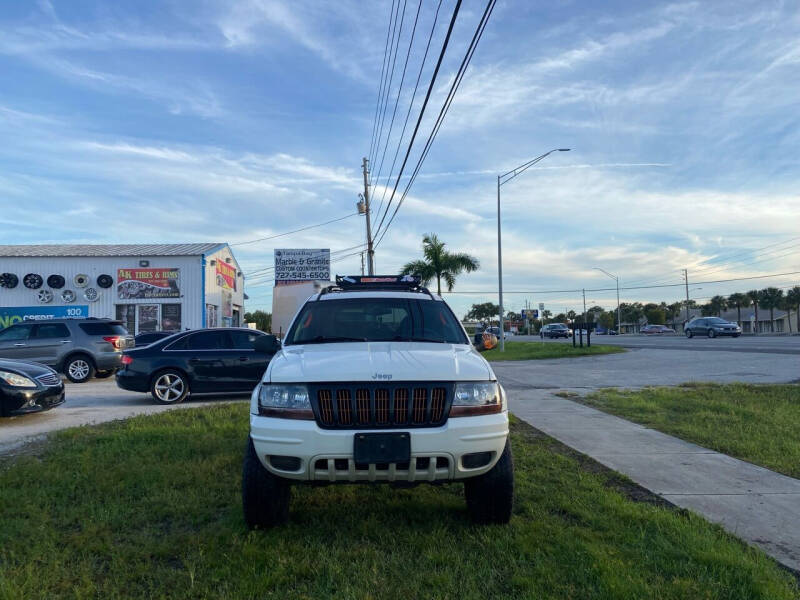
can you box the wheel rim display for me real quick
[62,289,76,303]
[154,374,184,402]
[37,289,53,303]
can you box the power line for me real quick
[374,0,497,246]
[442,270,800,295]
[370,0,464,240]
[232,213,359,249]
[368,0,398,167]
[374,0,443,223]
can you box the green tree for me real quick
[747,289,761,333]
[542,309,553,322]
[759,287,784,333]
[644,307,666,325]
[465,302,499,323]
[727,292,750,325]
[244,310,272,333]
[786,286,800,335]
[708,295,728,317]
[666,302,683,327]
[400,233,479,295]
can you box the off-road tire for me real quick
[464,440,514,524]
[242,438,290,529]
[64,355,95,383]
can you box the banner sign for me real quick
[274,249,330,285]
[0,305,89,330]
[117,268,180,299]
[216,261,236,290]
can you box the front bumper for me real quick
[2,384,65,416]
[250,411,509,483]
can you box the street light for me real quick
[497,148,570,351]
[593,267,621,334]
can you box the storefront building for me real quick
[0,243,245,334]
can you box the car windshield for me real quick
[707,318,729,324]
[285,297,468,345]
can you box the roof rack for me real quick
[319,275,435,299]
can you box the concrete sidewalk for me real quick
[507,390,800,573]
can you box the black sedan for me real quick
[134,331,175,346]
[0,359,65,417]
[116,328,280,404]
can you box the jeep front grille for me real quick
[311,383,453,429]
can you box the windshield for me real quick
[285,297,468,345]
[707,318,729,324]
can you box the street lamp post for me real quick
[593,267,620,334]
[497,149,570,351]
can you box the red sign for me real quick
[117,268,180,299]
[216,261,236,290]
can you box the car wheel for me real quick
[242,437,290,529]
[708,329,716,338]
[64,355,95,383]
[464,440,514,524]
[150,370,189,404]
[686,330,693,338]
[95,370,115,379]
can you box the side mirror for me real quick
[254,334,281,354]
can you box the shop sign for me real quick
[0,305,89,330]
[274,249,330,285]
[117,268,180,299]
[216,261,236,290]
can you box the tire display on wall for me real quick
[97,274,113,288]
[84,287,100,302]
[0,273,19,288]
[23,273,44,289]
[61,289,76,303]
[74,274,90,288]
[37,289,54,304]
[47,274,66,289]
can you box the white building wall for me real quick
[202,245,245,327]
[0,255,203,332]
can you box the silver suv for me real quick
[0,318,134,383]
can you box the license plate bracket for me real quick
[354,432,410,464]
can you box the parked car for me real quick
[640,325,676,335]
[242,274,513,528]
[594,328,618,335]
[0,359,65,417]
[0,318,134,383]
[134,331,175,346]
[116,328,276,404]
[540,323,570,338]
[685,317,741,338]
[486,326,511,340]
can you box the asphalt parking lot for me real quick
[3,337,798,455]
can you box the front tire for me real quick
[242,438,290,529]
[708,329,716,338]
[150,369,189,404]
[686,330,693,338]
[464,440,514,524]
[64,355,95,383]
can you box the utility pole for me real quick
[360,251,365,276]
[361,157,375,275]
[684,269,690,322]
[582,288,587,326]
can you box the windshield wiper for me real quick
[292,336,368,345]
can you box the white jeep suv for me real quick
[242,275,513,528]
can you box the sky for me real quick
[1,0,799,318]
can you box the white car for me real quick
[243,275,513,528]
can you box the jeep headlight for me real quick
[451,382,502,416]
[0,370,37,388]
[259,384,311,409]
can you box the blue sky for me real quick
[1,0,799,317]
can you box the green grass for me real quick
[482,340,626,361]
[1,405,797,599]
[582,383,800,479]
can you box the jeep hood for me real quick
[265,342,494,383]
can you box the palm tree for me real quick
[759,287,784,333]
[786,286,800,334]
[727,292,750,326]
[708,295,727,317]
[747,289,761,334]
[400,233,479,295]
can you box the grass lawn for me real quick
[582,383,800,479]
[1,405,797,599]
[483,340,625,361]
